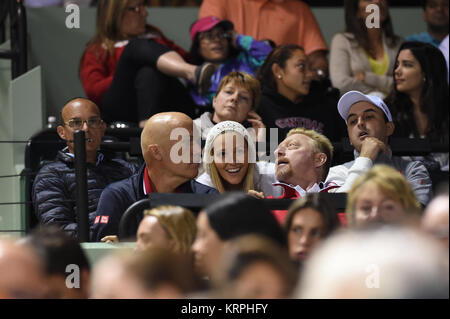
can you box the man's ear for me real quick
[57,125,66,140]
[314,152,327,169]
[386,122,395,137]
[148,144,162,161]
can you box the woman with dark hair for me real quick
[284,193,340,263]
[385,41,449,172]
[80,0,215,126]
[256,44,345,145]
[191,192,285,279]
[188,16,273,107]
[330,0,403,97]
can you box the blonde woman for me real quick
[196,121,281,196]
[346,164,422,227]
[135,206,197,254]
[102,205,196,255]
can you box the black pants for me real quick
[100,38,196,124]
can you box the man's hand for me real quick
[359,137,388,162]
[101,235,119,243]
[248,190,265,199]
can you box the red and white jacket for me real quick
[267,181,346,225]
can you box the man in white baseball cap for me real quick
[326,91,432,206]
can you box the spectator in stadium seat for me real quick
[91,112,218,242]
[188,16,272,107]
[212,235,297,299]
[284,193,340,264]
[406,0,448,48]
[0,239,47,299]
[198,0,329,79]
[256,44,346,146]
[193,71,265,141]
[346,165,422,228]
[101,205,197,251]
[325,90,433,206]
[196,121,282,196]
[23,226,91,299]
[330,0,403,97]
[192,193,285,280]
[80,0,216,127]
[250,127,339,202]
[135,206,197,254]
[32,98,136,239]
[385,41,449,173]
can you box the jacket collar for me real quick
[58,147,104,167]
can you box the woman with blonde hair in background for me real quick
[135,206,197,254]
[101,205,197,255]
[346,164,422,227]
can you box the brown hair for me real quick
[215,71,261,111]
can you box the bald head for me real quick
[57,98,106,161]
[141,112,193,152]
[140,112,200,191]
[61,98,101,123]
[0,240,46,298]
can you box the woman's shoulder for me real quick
[332,32,355,42]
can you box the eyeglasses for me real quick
[127,4,147,14]
[199,30,230,41]
[64,118,104,130]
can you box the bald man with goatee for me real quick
[92,112,218,242]
[32,98,136,239]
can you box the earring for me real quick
[423,77,426,82]
[277,75,282,79]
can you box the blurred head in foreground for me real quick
[212,235,297,299]
[297,226,449,298]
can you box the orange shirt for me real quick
[199,0,328,55]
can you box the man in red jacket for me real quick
[250,127,339,223]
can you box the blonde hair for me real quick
[143,205,196,254]
[286,127,334,181]
[203,121,257,193]
[215,71,261,110]
[209,157,255,193]
[346,165,421,226]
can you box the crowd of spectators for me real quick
[1,0,448,300]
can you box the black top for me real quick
[257,86,346,145]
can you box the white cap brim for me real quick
[337,90,392,123]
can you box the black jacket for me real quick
[91,164,219,242]
[32,149,136,238]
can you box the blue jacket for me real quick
[32,149,137,238]
[91,164,218,241]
